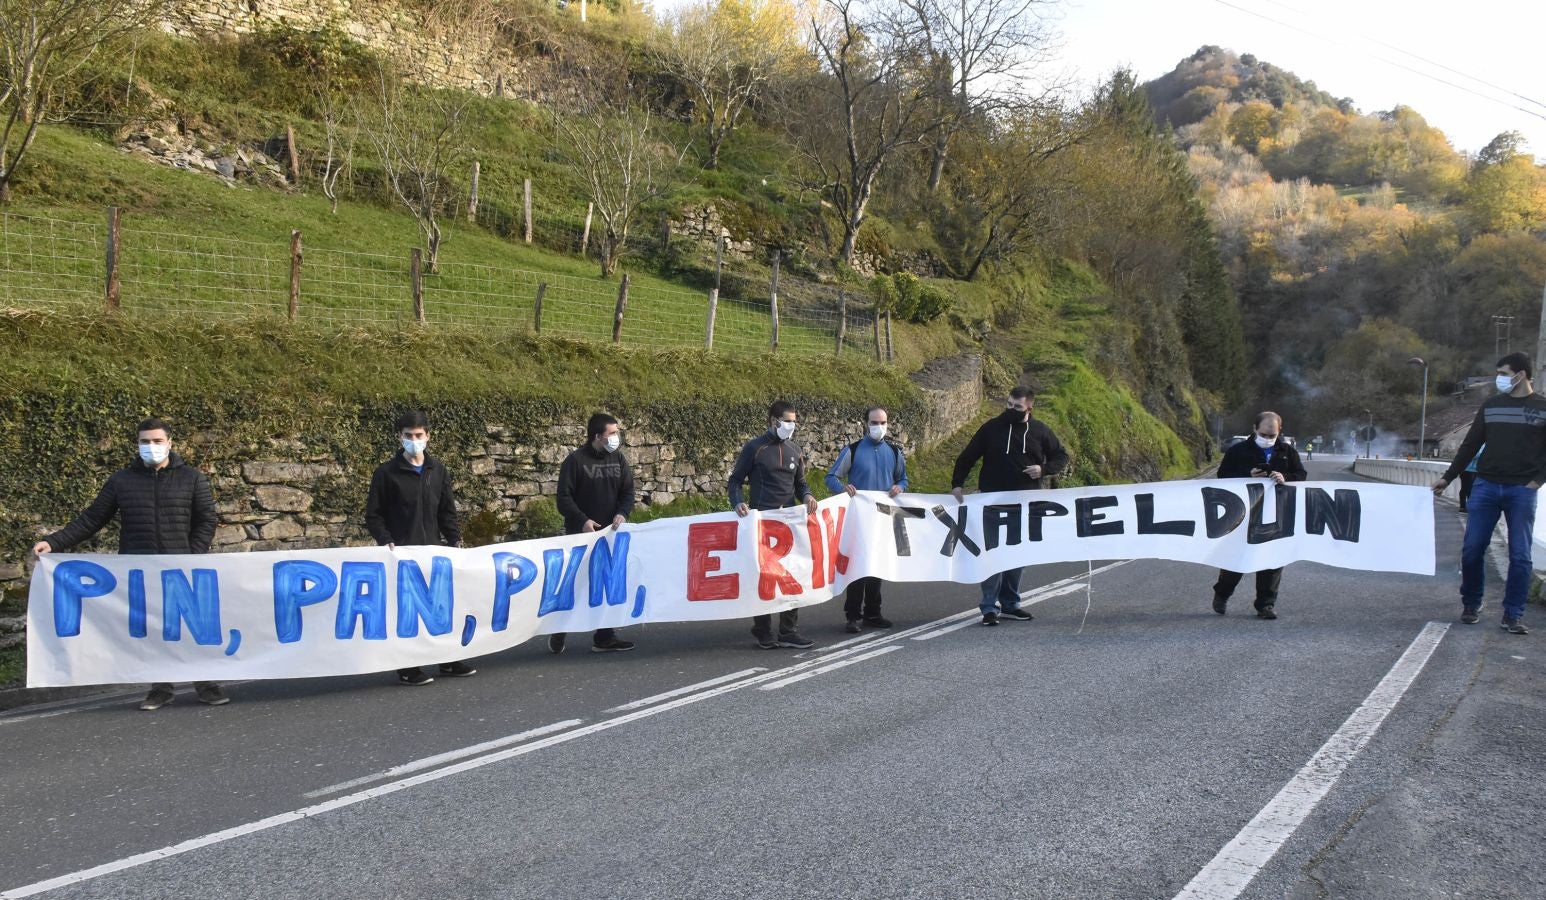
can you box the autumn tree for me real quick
[1462,132,1546,236]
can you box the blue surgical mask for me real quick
[401,438,427,457]
[604,435,621,453]
[138,443,169,465]
[1497,373,1518,393]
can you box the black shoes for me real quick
[139,687,175,711]
[999,608,1033,621]
[1502,618,1530,635]
[845,619,863,634]
[754,634,779,649]
[1461,606,1481,625]
[438,662,478,677]
[196,684,230,706]
[776,632,815,649]
[548,634,567,654]
[398,669,434,686]
[1256,605,1278,620]
[1212,595,1228,615]
[591,638,635,652]
[862,615,894,629]
[982,612,999,626]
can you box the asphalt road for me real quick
[3,458,1543,900]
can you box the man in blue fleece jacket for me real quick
[826,406,909,633]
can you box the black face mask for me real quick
[1001,408,1028,422]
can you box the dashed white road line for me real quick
[757,645,904,690]
[603,667,768,713]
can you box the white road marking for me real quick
[757,645,904,690]
[603,668,768,713]
[302,719,585,798]
[803,630,885,656]
[1173,621,1450,900]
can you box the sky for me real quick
[649,0,1546,156]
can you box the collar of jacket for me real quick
[132,452,185,473]
[394,451,438,472]
[582,443,613,459]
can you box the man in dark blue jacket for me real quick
[826,405,908,632]
[729,400,819,649]
[34,417,222,710]
[550,412,637,654]
[951,386,1069,626]
[1211,411,1307,619]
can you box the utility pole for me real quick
[1536,281,1546,378]
[1409,357,1428,459]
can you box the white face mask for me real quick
[138,443,169,465]
[1254,434,1276,449]
[775,421,797,440]
[868,424,887,441]
[1497,373,1518,393]
[401,437,428,457]
[604,435,621,453]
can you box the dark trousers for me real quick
[1214,568,1283,607]
[752,609,799,638]
[844,577,884,620]
[1459,471,1476,510]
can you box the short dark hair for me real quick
[587,412,619,441]
[1498,352,1533,379]
[769,400,796,420]
[864,406,887,422]
[395,410,430,433]
[136,417,170,437]
[1009,386,1034,400]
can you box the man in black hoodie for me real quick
[952,386,1069,626]
[1211,411,1307,620]
[364,410,477,685]
[34,417,222,710]
[729,400,820,650]
[549,412,637,654]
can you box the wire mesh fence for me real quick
[0,209,887,358]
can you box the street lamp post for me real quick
[1362,408,1373,459]
[1409,356,1428,459]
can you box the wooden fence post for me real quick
[884,310,894,361]
[288,229,302,322]
[612,273,630,343]
[523,178,533,244]
[713,233,724,291]
[835,288,846,356]
[658,212,670,254]
[705,288,718,349]
[872,307,882,360]
[769,251,780,352]
[411,248,425,325]
[467,160,479,223]
[285,124,300,186]
[533,281,546,333]
[104,206,121,312]
[580,202,593,257]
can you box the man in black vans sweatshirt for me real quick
[364,410,477,685]
[951,386,1069,626]
[550,412,637,654]
[1211,411,1306,620]
[1433,352,1546,634]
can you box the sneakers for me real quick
[999,608,1033,621]
[397,669,434,686]
[591,637,635,652]
[1502,618,1530,635]
[138,687,175,711]
[862,615,894,629]
[754,634,779,650]
[1461,606,1481,625]
[1212,595,1228,615]
[845,619,863,634]
[776,632,815,649]
[982,612,999,626]
[547,634,567,654]
[195,683,229,706]
[1256,605,1278,620]
[438,662,478,677]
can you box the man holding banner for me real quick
[550,412,637,654]
[730,400,819,649]
[826,405,908,633]
[31,417,223,710]
[364,410,479,684]
[1211,411,1306,619]
[951,386,1069,626]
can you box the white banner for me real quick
[27,480,1434,686]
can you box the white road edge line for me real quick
[757,645,904,690]
[301,719,585,798]
[603,668,768,713]
[1172,620,1450,900]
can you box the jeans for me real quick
[1213,568,1283,607]
[979,567,1024,616]
[752,610,799,639]
[844,577,883,620]
[1461,477,1538,621]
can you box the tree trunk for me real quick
[0,176,10,205]
[426,219,442,274]
[927,131,950,192]
[705,129,724,170]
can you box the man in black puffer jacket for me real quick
[1211,410,1307,620]
[34,417,221,710]
[952,386,1069,626]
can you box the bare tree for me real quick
[0,0,169,203]
[553,103,688,277]
[896,0,1060,191]
[788,0,938,264]
[308,44,358,215]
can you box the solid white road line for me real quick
[302,719,585,798]
[757,645,905,690]
[603,668,768,713]
[1172,621,1450,900]
[0,681,258,726]
[804,631,886,655]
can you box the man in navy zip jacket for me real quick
[35,417,222,711]
[1433,352,1546,633]
[826,405,908,632]
[550,412,637,654]
[1211,411,1307,620]
[951,386,1069,626]
[729,400,820,649]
